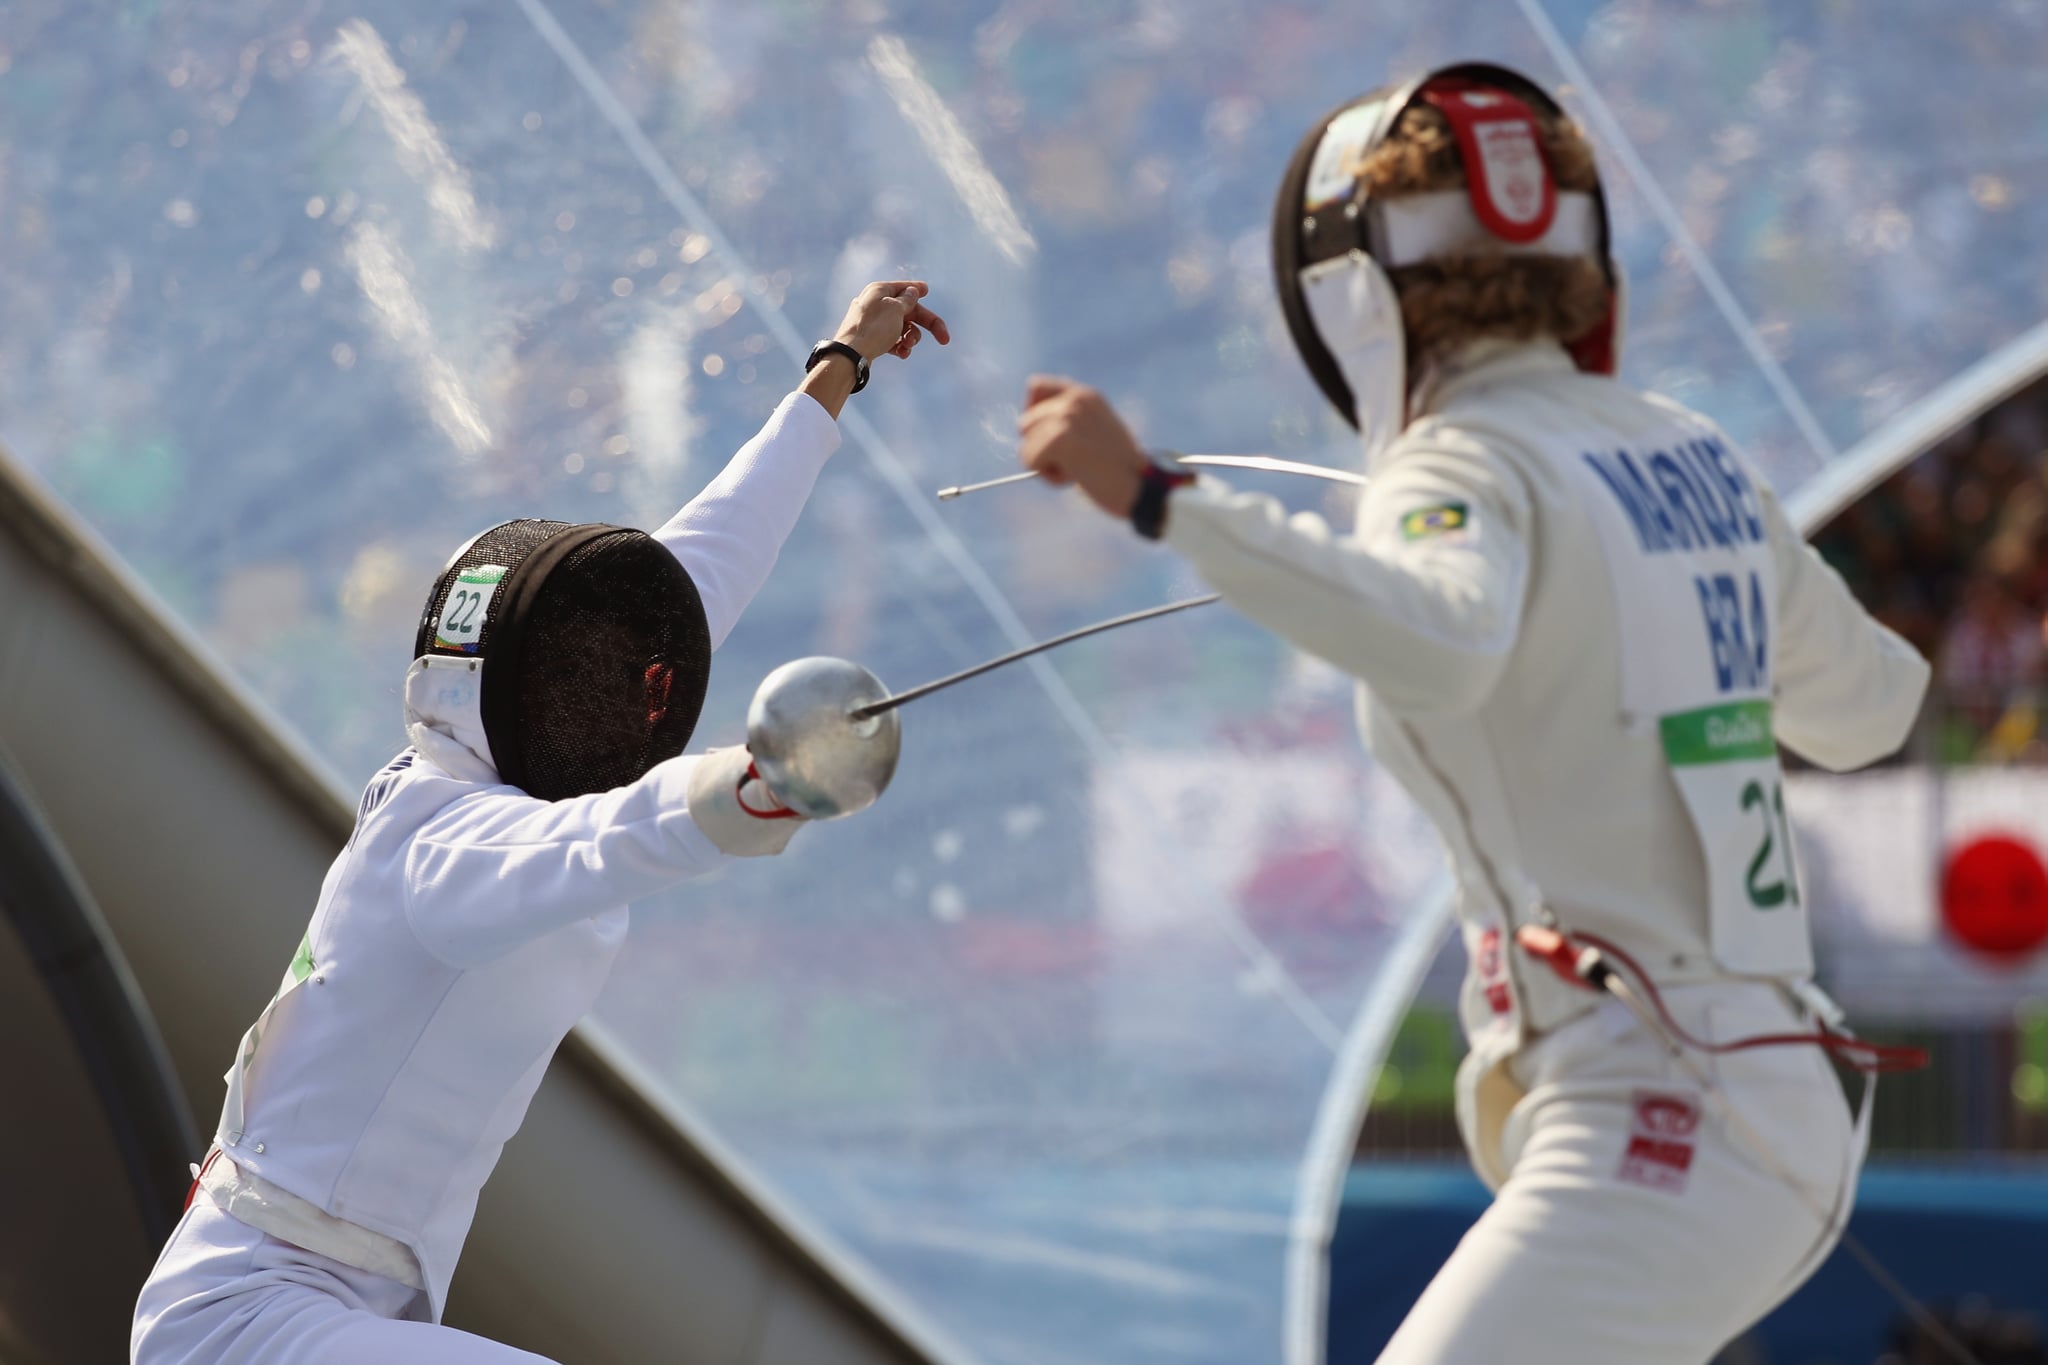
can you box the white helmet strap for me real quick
[1373,190,1603,269]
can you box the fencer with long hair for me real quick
[1015,64,1929,1364]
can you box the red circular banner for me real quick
[1941,833,2048,963]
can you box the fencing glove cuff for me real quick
[686,746,807,857]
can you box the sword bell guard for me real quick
[747,657,902,819]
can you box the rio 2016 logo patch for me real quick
[1401,502,1470,542]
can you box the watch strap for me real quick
[1130,455,1196,541]
[805,340,869,394]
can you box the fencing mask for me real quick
[410,519,712,800]
[1271,62,1621,464]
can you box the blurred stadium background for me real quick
[4,2,2048,1363]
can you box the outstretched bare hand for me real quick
[835,280,951,363]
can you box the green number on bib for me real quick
[1739,778,1800,910]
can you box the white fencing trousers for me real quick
[133,1202,554,1364]
[1378,982,1862,1365]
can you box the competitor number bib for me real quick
[1571,427,1813,977]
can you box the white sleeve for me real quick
[653,391,842,649]
[402,754,727,967]
[1162,436,1532,717]
[1764,483,1930,771]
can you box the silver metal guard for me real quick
[746,657,901,820]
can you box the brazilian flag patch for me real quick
[1401,502,1469,541]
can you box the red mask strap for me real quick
[1567,292,1620,376]
[1419,84,1557,245]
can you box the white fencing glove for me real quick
[685,746,808,857]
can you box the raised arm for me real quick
[1016,377,1531,717]
[653,281,949,648]
[1165,441,1531,715]
[652,394,839,649]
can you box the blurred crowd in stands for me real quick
[1814,378,2048,767]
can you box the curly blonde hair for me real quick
[1352,103,1610,367]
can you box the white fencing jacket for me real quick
[208,392,839,1319]
[1165,341,1928,1177]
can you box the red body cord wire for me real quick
[1515,925,1928,1074]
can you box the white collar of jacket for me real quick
[401,656,500,784]
[1402,338,1577,447]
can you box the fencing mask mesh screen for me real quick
[414,519,711,800]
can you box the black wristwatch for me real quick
[1130,453,1196,541]
[805,339,869,394]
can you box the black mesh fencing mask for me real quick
[413,519,712,800]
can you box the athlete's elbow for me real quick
[1788,733,1898,774]
[1337,644,1507,718]
[1378,674,1499,719]
[1782,701,1924,773]
[1360,615,1515,716]
[1803,651,1931,771]
[1873,656,1934,760]
[401,892,502,969]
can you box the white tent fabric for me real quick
[3,3,2045,1361]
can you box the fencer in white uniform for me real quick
[1017,66,1929,1364]
[131,282,949,1364]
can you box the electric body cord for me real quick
[1514,926,1981,1365]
